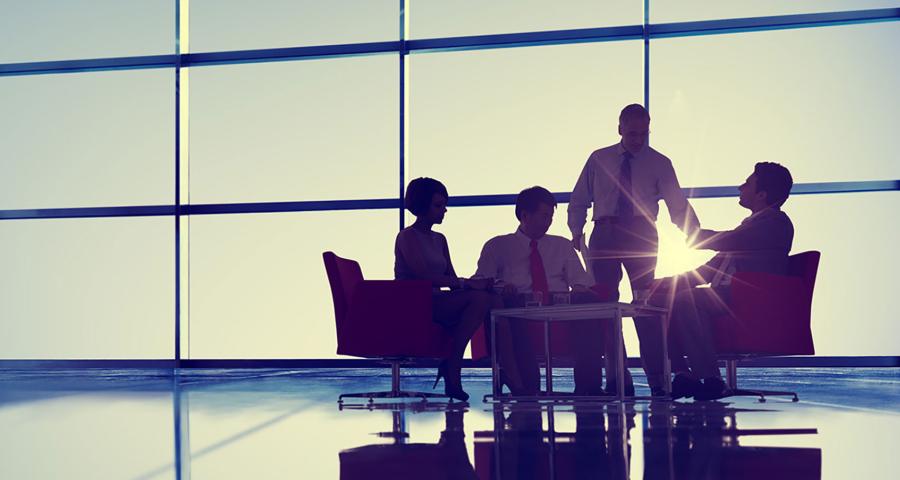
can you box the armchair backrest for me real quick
[788,250,820,285]
[714,250,820,356]
[323,251,364,337]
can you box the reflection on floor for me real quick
[0,368,897,479]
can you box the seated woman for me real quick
[395,177,500,401]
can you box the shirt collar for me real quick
[515,228,543,244]
[616,142,648,157]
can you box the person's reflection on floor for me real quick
[641,402,821,480]
[489,406,636,480]
[496,409,543,480]
[573,408,611,479]
[438,408,479,480]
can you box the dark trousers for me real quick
[502,294,606,394]
[589,217,666,390]
[668,286,731,379]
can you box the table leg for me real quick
[544,319,553,394]
[491,313,499,397]
[660,311,671,394]
[615,308,624,402]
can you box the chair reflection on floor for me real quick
[475,402,821,480]
[338,403,478,480]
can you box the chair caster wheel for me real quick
[792,396,799,402]
[758,398,766,403]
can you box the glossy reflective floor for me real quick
[1,368,898,479]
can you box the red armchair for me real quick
[323,251,452,403]
[712,251,820,402]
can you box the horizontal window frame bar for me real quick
[0,356,897,369]
[649,7,900,39]
[0,180,896,220]
[1,9,896,76]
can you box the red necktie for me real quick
[529,239,550,304]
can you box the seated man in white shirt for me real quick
[476,186,607,396]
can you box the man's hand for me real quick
[572,233,583,251]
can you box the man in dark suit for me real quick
[653,162,794,400]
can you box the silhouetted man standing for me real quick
[568,104,699,396]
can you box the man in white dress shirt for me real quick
[568,104,700,396]
[477,186,607,395]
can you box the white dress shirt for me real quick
[567,143,698,236]
[475,229,594,293]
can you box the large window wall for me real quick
[1,2,897,361]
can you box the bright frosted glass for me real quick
[0,217,173,359]
[187,56,399,204]
[184,210,396,359]
[650,22,900,188]
[0,0,172,63]
[189,0,397,52]
[409,0,641,39]
[0,69,174,210]
[408,41,643,197]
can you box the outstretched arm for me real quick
[659,156,700,235]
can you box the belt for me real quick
[594,216,640,224]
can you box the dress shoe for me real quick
[650,387,668,398]
[605,382,636,397]
[671,373,703,400]
[693,377,731,401]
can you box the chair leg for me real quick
[728,388,800,403]
[337,360,451,404]
[724,359,799,403]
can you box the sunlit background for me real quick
[0,1,897,360]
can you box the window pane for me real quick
[650,22,900,187]
[0,70,174,210]
[189,0,397,52]
[185,210,396,359]
[187,56,398,204]
[690,192,899,357]
[0,0,172,63]
[652,0,898,24]
[408,41,643,196]
[0,217,173,359]
[409,0,641,39]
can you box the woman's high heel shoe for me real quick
[433,361,447,390]
[442,361,470,402]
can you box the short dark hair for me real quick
[753,162,793,208]
[619,104,650,124]
[404,177,448,216]
[515,186,557,220]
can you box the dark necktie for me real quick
[529,239,550,304]
[615,151,634,218]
